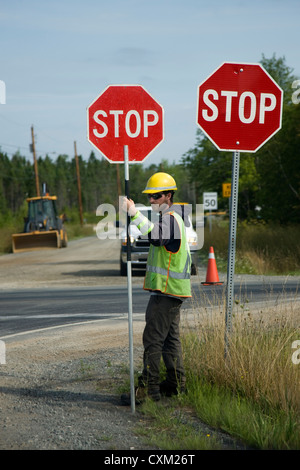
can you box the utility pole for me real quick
[31,125,40,197]
[74,141,83,226]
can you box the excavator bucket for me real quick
[12,230,61,253]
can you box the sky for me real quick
[0,0,299,168]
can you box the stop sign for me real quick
[197,62,283,152]
[87,85,164,163]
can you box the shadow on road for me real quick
[0,385,120,405]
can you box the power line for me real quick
[0,142,30,151]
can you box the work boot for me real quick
[120,386,146,406]
[120,387,160,406]
[148,389,161,402]
[159,380,186,397]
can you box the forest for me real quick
[0,55,299,226]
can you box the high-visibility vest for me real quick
[143,211,192,298]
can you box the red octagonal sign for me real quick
[87,85,164,163]
[197,62,283,152]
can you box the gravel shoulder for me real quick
[1,316,246,451]
[0,317,152,450]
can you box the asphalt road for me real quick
[1,278,299,338]
[0,235,299,338]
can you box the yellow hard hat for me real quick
[142,172,177,194]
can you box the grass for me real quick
[136,399,224,450]
[63,221,95,240]
[0,225,21,254]
[182,325,299,448]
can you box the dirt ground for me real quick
[0,233,146,289]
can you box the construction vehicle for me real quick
[12,193,68,253]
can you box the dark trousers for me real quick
[141,294,185,392]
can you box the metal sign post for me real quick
[224,151,240,358]
[124,145,135,413]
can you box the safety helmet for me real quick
[142,172,177,194]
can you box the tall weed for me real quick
[181,293,300,448]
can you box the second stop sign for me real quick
[87,85,164,163]
[197,62,283,152]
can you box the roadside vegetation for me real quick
[201,220,300,275]
[132,294,300,450]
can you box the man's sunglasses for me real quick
[147,192,164,200]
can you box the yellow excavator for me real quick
[12,193,68,253]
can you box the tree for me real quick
[182,130,236,213]
[255,55,300,222]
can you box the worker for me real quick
[121,172,192,405]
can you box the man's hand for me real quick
[122,197,137,216]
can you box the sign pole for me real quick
[124,145,135,414]
[87,86,164,413]
[225,150,240,358]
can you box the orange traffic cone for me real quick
[201,246,223,285]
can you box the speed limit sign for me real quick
[203,192,218,211]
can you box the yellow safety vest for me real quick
[143,211,192,298]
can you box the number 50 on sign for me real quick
[203,192,218,211]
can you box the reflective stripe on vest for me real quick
[146,253,191,280]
